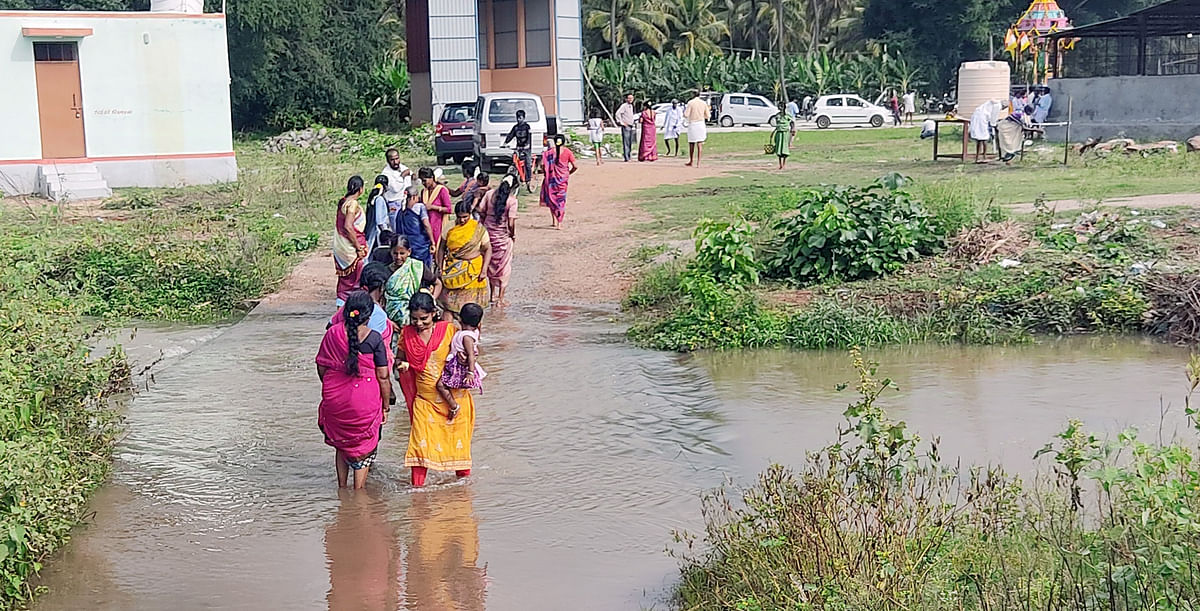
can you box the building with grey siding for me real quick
[406,0,584,125]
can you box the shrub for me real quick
[692,218,760,286]
[674,352,1200,610]
[916,178,1007,235]
[629,273,787,352]
[764,177,942,284]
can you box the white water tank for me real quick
[150,0,203,13]
[957,61,1010,116]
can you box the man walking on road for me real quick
[616,93,637,162]
[683,90,709,168]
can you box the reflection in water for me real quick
[405,487,486,611]
[325,489,402,610]
[31,309,1195,610]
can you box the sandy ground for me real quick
[260,155,728,308]
[1009,192,1200,213]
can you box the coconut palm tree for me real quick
[664,0,730,57]
[584,0,669,57]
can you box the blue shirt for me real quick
[329,304,389,334]
[786,101,799,117]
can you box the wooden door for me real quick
[33,42,86,159]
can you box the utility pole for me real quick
[777,0,788,104]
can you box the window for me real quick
[730,96,745,105]
[488,98,541,122]
[825,97,844,107]
[748,97,768,107]
[33,42,77,62]
[846,97,863,107]
[477,0,489,69]
[493,0,518,68]
[524,0,552,67]
[442,104,475,123]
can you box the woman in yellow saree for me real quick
[398,292,475,487]
[437,199,492,318]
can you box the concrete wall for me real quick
[481,66,557,114]
[0,11,234,162]
[553,0,583,122]
[1046,74,1200,141]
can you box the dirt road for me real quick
[260,155,727,309]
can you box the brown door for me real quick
[33,42,86,159]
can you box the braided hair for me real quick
[342,290,374,376]
[494,174,515,223]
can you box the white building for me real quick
[406,0,585,125]
[0,7,236,200]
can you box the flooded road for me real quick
[36,301,1193,610]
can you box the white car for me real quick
[716,93,779,127]
[813,94,889,129]
[472,92,547,172]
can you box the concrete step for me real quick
[37,163,112,201]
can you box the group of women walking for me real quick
[318,143,576,489]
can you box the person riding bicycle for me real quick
[502,109,534,193]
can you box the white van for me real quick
[473,92,548,172]
[716,93,779,127]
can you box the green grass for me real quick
[0,134,435,608]
[633,130,1200,236]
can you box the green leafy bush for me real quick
[764,177,942,284]
[0,275,126,605]
[692,218,760,286]
[674,353,1200,609]
[629,274,787,352]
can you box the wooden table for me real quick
[931,118,970,161]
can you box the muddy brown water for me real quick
[35,301,1193,610]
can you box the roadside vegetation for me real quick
[625,133,1200,352]
[673,350,1200,609]
[0,133,431,607]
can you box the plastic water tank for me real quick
[957,61,1010,117]
[150,0,203,13]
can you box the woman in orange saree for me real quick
[396,292,474,487]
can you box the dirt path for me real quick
[1010,192,1200,213]
[260,156,728,308]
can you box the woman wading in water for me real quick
[316,290,392,488]
[476,174,517,305]
[396,293,475,487]
[437,199,492,319]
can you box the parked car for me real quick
[716,93,778,127]
[435,102,476,165]
[472,92,547,173]
[812,94,889,129]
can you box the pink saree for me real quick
[478,188,516,282]
[316,322,388,459]
[539,145,575,223]
[638,110,658,161]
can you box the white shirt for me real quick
[615,103,636,127]
[381,163,410,203]
[969,101,999,141]
[902,92,916,112]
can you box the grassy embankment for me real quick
[0,132,432,607]
[624,129,1200,351]
[674,349,1200,609]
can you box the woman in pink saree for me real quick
[316,291,392,489]
[538,134,578,230]
[638,102,658,162]
[476,174,518,305]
